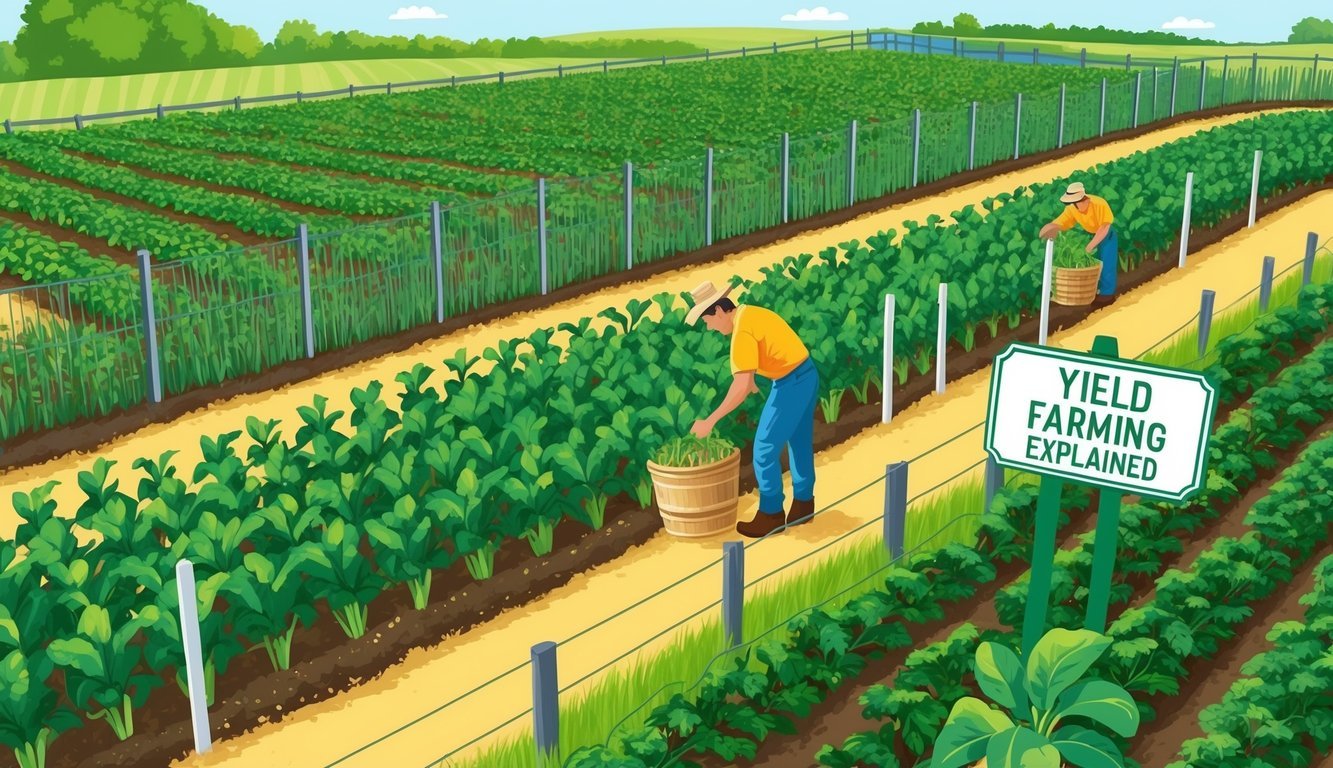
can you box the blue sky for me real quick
[0,1,1324,43]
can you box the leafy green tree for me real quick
[952,13,982,32]
[0,41,28,82]
[1288,16,1333,43]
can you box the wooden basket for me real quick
[1052,263,1103,306]
[646,451,741,538]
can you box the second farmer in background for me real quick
[1039,181,1119,308]
[686,280,818,539]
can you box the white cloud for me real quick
[1160,16,1215,30]
[390,6,448,20]
[781,7,849,22]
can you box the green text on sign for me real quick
[984,342,1217,502]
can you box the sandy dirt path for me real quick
[0,108,1317,539]
[167,191,1333,768]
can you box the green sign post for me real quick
[984,335,1217,659]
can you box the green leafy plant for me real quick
[929,628,1139,768]
[1052,233,1101,269]
[652,435,737,468]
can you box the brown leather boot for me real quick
[736,511,787,539]
[787,498,815,526]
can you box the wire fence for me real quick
[355,242,1332,768]
[1,38,1329,443]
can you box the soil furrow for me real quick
[0,209,138,267]
[0,157,264,247]
[60,147,377,222]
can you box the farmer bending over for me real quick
[686,280,818,539]
[1039,181,1119,308]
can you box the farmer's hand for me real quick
[690,419,714,439]
[1039,223,1059,241]
[746,380,760,395]
[1085,243,1097,254]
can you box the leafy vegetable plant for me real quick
[652,435,738,468]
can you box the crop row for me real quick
[18,131,475,217]
[820,339,1333,768]
[1166,555,1333,768]
[561,289,1332,767]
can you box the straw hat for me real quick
[684,279,739,325]
[1060,182,1088,204]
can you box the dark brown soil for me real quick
[749,418,1333,768]
[0,156,263,247]
[1131,540,1332,767]
[60,147,375,222]
[2,103,1328,473]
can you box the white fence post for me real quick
[297,225,315,358]
[1198,60,1207,110]
[1057,84,1066,148]
[175,560,213,755]
[704,148,714,246]
[1221,56,1229,104]
[624,162,634,269]
[137,250,163,404]
[1170,57,1179,116]
[781,132,790,223]
[882,293,895,423]
[1248,150,1262,228]
[1179,172,1194,268]
[537,178,549,294]
[1039,239,1054,345]
[1251,53,1259,102]
[1132,71,1142,127]
[968,101,977,170]
[1013,92,1023,160]
[935,282,948,395]
[847,119,858,205]
[430,201,446,322]
[1099,78,1107,136]
[911,109,922,187]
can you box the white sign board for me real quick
[984,343,1217,501]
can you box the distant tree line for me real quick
[1,0,703,82]
[911,13,1221,45]
[1288,17,1333,43]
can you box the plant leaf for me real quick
[975,641,1028,714]
[1055,679,1140,738]
[986,726,1054,768]
[1025,628,1112,711]
[929,696,1014,768]
[1052,725,1126,768]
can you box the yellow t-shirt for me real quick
[1054,194,1115,234]
[730,305,809,380]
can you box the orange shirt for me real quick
[729,305,809,380]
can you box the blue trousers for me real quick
[1097,228,1119,296]
[754,358,818,515]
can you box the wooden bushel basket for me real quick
[646,451,741,538]
[1052,263,1103,306]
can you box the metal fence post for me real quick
[1251,53,1258,101]
[706,49,711,62]
[1179,172,1194,268]
[1033,47,1039,65]
[982,457,1006,516]
[2,119,10,135]
[1259,255,1276,311]
[137,250,163,404]
[430,201,446,322]
[1248,150,1263,228]
[1197,290,1216,357]
[1057,84,1066,148]
[997,41,1005,62]
[1039,239,1054,345]
[157,104,165,119]
[847,119,857,205]
[882,293,895,423]
[953,37,958,56]
[558,64,563,78]
[1013,93,1022,160]
[74,114,83,130]
[935,282,948,394]
[884,462,907,559]
[704,148,714,247]
[451,75,456,87]
[781,132,790,223]
[537,178,549,294]
[1125,53,1132,71]
[297,225,315,358]
[1151,65,1159,120]
[1099,78,1107,136]
[386,82,392,96]
[1132,71,1142,127]
[722,542,744,647]
[1305,232,1319,286]
[531,642,559,768]
[1221,55,1229,104]
[742,46,747,57]
[967,101,977,170]
[772,41,778,55]
[1080,48,1087,67]
[624,162,633,269]
[348,84,354,98]
[1313,54,1321,98]
[498,72,505,85]
[1198,60,1207,110]
[911,109,921,187]
[1170,57,1179,116]
[603,60,608,74]
[175,560,212,754]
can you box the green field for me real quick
[0,56,609,124]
